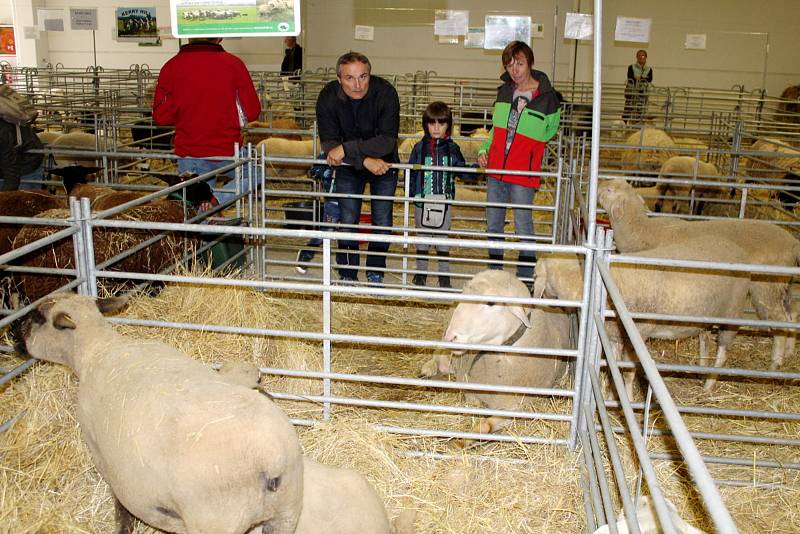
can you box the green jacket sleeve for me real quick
[479,127,494,155]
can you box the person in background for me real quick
[152,37,261,207]
[280,36,303,76]
[477,40,560,286]
[0,119,43,191]
[623,49,653,123]
[408,101,467,289]
[315,51,400,285]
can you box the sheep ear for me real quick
[532,264,547,298]
[53,312,77,330]
[96,296,129,315]
[509,305,531,328]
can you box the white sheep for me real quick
[621,128,677,177]
[598,179,800,371]
[653,156,720,215]
[593,496,707,534]
[13,294,304,534]
[36,130,62,145]
[295,458,392,534]
[49,131,99,167]
[424,270,571,433]
[533,238,751,392]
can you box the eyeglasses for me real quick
[426,119,448,125]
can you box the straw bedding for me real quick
[1,275,798,532]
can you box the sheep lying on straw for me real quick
[597,179,800,373]
[534,239,751,392]
[424,270,571,433]
[12,293,305,533]
[593,496,706,534]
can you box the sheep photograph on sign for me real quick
[170,0,300,38]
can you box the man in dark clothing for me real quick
[0,119,43,191]
[315,51,400,284]
[280,36,303,76]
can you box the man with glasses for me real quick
[315,52,400,284]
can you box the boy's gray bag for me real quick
[421,193,447,229]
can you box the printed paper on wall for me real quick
[564,13,592,40]
[171,0,300,38]
[484,16,531,49]
[615,16,651,43]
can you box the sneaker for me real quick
[366,271,383,286]
[412,274,427,286]
[295,250,315,274]
[438,276,451,289]
[337,275,358,285]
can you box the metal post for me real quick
[402,167,411,286]
[79,198,98,297]
[70,197,89,296]
[322,238,332,421]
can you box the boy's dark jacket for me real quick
[408,136,466,200]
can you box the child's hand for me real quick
[477,153,488,168]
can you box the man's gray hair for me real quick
[336,51,371,77]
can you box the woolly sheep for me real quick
[533,239,751,392]
[49,131,99,167]
[653,156,720,215]
[257,137,315,178]
[295,458,392,534]
[593,496,706,534]
[12,294,304,534]
[621,128,677,177]
[245,119,302,145]
[0,190,66,256]
[423,270,570,433]
[598,178,800,371]
[36,130,62,145]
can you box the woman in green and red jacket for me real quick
[477,41,560,284]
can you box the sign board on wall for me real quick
[615,16,651,43]
[70,8,98,31]
[37,9,65,32]
[116,8,158,42]
[564,13,592,40]
[484,16,531,49]
[170,0,300,38]
[685,34,707,50]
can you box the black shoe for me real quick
[295,249,315,274]
[438,276,451,289]
[412,274,427,286]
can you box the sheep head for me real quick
[533,256,583,301]
[12,293,128,370]
[597,179,646,221]
[443,270,531,352]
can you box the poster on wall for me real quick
[0,26,15,55]
[484,16,531,50]
[37,9,65,32]
[564,13,593,40]
[614,16,651,43]
[685,34,707,50]
[434,10,468,36]
[116,7,158,42]
[170,0,300,38]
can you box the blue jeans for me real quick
[307,172,338,248]
[334,166,398,280]
[0,162,44,191]
[486,177,537,280]
[177,154,256,206]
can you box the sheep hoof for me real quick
[419,359,439,378]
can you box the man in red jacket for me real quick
[152,37,261,207]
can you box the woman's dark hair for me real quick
[336,51,371,77]
[501,41,535,69]
[422,101,453,135]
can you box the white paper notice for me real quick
[684,33,707,50]
[464,28,485,49]
[354,25,374,41]
[564,13,593,40]
[70,8,98,31]
[484,16,531,49]
[615,16,651,43]
[38,9,65,32]
[434,10,469,36]
[531,22,544,39]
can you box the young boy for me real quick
[408,101,467,288]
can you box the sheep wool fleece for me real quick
[480,69,561,188]
[152,41,261,158]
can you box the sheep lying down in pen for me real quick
[598,178,800,371]
[12,294,304,534]
[533,236,751,393]
[422,269,572,434]
[593,496,707,534]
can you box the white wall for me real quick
[7,0,800,96]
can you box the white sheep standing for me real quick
[533,237,751,392]
[621,127,677,177]
[598,179,799,372]
[13,294,304,534]
[423,270,571,433]
[653,156,720,215]
[295,458,392,534]
[49,131,100,167]
[257,137,314,177]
